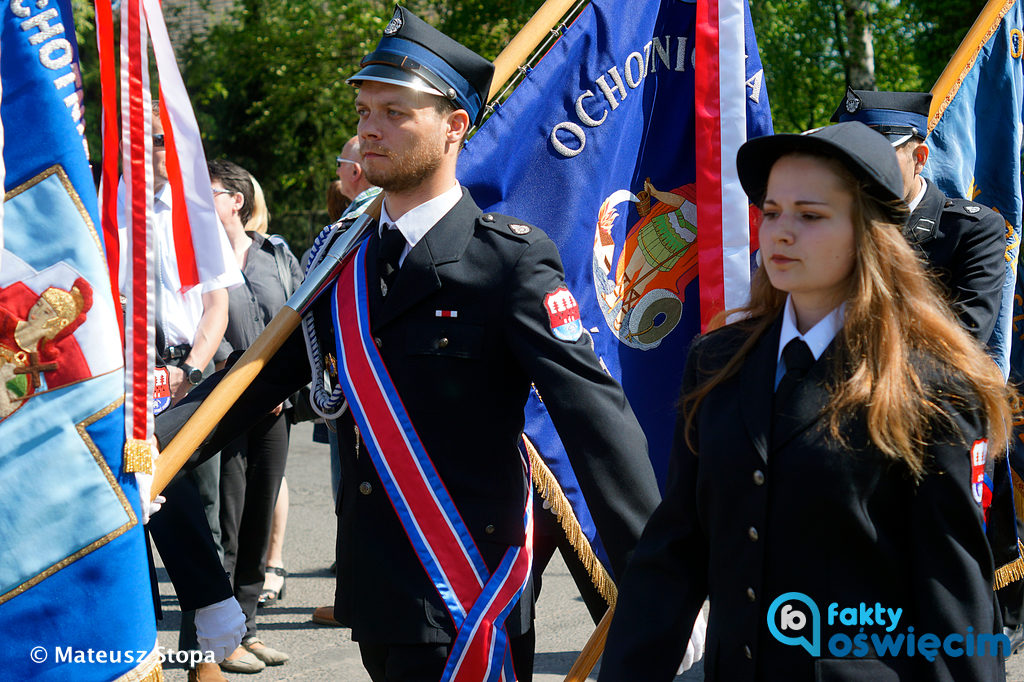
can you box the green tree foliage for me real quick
[751,0,925,133]
[181,0,535,248]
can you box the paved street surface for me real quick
[154,421,1023,681]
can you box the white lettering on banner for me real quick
[550,35,694,159]
[12,0,88,151]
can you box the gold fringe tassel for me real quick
[123,438,154,475]
[112,643,163,681]
[995,541,1024,591]
[523,435,618,608]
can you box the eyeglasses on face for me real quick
[211,188,236,197]
[336,156,358,168]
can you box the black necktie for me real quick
[774,338,814,415]
[378,225,405,296]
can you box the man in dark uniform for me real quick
[155,6,660,681]
[832,88,1007,344]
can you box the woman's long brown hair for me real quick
[682,153,1014,478]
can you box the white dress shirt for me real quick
[378,182,463,267]
[774,295,845,389]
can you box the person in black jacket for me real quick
[831,88,1007,345]
[599,122,1015,681]
[155,7,660,682]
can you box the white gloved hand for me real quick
[195,597,246,662]
[677,608,707,674]
[134,472,166,525]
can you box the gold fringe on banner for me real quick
[113,643,163,681]
[123,438,154,474]
[995,541,1024,590]
[523,435,617,608]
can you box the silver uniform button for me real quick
[437,337,450,349]
[747,587,756,602]
[744,645,752,659]
[484,524,496,535]
[359,481,373,495]
[748,526,759,542]
[374,337,383,348]
[753,470,765,485]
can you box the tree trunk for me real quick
[843,0,876,90]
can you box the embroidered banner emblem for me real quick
[332,241,533,681]
[544,286,583,342]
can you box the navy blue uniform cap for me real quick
[737,122,905,208]
[830,87,932,146]
[348,6,494,126]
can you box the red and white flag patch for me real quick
[544,286,583,342]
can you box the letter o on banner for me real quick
[625,52,646,88]
[551,122,586,158]
[40,39,73,70]
[1012,29,1024,59]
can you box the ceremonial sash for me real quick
[332,239,533,681]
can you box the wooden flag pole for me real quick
[565,607,614,681]
[928,0,1014,129]
[152,1,584,498]
[490,0,582,100]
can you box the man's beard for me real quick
[363,139,443,193]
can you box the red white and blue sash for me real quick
[332,238,533,681]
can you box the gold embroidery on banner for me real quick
[124,438,154,474]
[4,165,104,255]
[0,397,138,605]
[112,643,164,682]
[523,434,618,608]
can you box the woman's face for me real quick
[211,180,242,230]
[759,154,857,326]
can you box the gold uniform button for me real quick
[437,337,449,349]
[484,524,496,535]
[744,645,752,659]
[359,481,373,495]
[753,470,765,485]
[748,526,759,542]
[747,587,756,602]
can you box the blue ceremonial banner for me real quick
[924,0,1024,585]
[0,1,159,679]
[458,0,771,571]
[924,0,1023,379]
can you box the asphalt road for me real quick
[153,421,1024,681]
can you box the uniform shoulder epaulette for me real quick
[944,197,993,220]
[477,212,545,243]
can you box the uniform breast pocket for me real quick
[406,320,484,359]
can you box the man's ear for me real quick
[913,142,929,174]
[446,109,471,145]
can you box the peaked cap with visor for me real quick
[347,6,495,127]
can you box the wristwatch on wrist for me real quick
[180,362,203,386]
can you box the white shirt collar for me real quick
[379,182,463,251]
[777,295,845,366]
[907,177,927,213]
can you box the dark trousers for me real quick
[532,503,610,625]
[219,410,290,637]
[358,629,535,682]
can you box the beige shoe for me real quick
[243,636,290,666]
[311,605,342,627]
[188,662,228,682]
[218,646,266,674]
